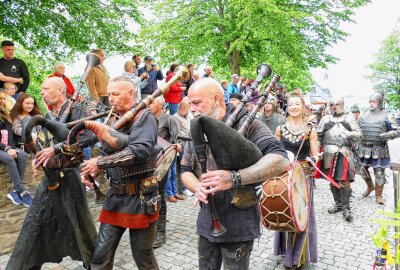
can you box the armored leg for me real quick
[328,184,342,214]
[374,168,386,205]
[358,165,375,197]
[340,184,353,222]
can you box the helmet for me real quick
[332,97,345,115]
[350,105,360,113]
[369,93,383,111]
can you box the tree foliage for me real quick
[138,0,369,90]
[1,0,142,59]
[367,29,400,109]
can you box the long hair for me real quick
[10,93,43,120]
[0,91,12,123]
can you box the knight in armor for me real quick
[317,97,360,221]
[81,76,160,269]
[357,93,399,205]
[258,95,285,133]
[6,77,98,269]
[181,78,289,270]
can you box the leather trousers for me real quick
[91,222,159,270]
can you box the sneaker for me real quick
[174,194,185,200]
[183,189,194,197]
[20,191,32,207]
[7,191,23,205]
[167,196,178,203]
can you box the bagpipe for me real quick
[23,55,191,204]
[190,65,310,236]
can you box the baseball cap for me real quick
[231,74,239,79]
[144,56,154,61]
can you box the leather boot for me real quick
[328,185,343,214]
[362,176,375,197]
[375,185,384,205]
[341,188,353,222]
[152,215,166,248]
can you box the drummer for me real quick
[273,89,320,269]
[148,96,183,248]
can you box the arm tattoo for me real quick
[239,154,290,186]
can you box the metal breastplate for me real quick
[323,119,350,147]
[359,111,387,144]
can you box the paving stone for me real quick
[1,161,400,269]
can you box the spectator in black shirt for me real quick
[0,40,30,94]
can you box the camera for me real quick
[151,64,158,69]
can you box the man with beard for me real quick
[6,77,97,270]
[357,93,399,205]
[317,97,360,221]
[181,78,289,270]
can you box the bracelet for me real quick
[230,170,242,189]
[4,146,12,152]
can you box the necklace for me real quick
[287,121,305,133]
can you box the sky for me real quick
[312,0,400,101]
[67,0,399,104]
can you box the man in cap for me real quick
[0,40,30,94]
[228,92,243,107]
[86,48,109,106]
[317,97,361,221]
[259,96,285,133]
[138,56,164,100]
[357,93,399,205]
[227,74,239,94]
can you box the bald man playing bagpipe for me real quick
[181,78,290,270]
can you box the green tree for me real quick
[137,0,369,89]
[0,0,142,58]
[367,29,400,109]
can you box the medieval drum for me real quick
[259,161,310,232]
[154,137,177,182]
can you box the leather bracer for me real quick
[97,148,135,170]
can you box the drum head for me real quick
[154,145,177,182]
[288,161,310,232]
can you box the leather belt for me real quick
[110,176,158,196]
[111,181,139,196]
[361,141,385,147]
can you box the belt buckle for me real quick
[119,183,126,195]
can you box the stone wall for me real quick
[0,155,105,255]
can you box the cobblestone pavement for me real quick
[1,139,399,270]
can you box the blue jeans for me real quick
[83,147,92,160]
[168,103,179,116]
[166,158,178,197]
[0,149,27,193]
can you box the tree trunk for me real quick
[228,48,241,75]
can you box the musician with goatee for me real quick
[81,76,160,270]
[181,78,289,270]
[148,96,183,249]
[6,77,97,270]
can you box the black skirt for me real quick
[6,167,98,270]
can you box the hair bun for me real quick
[289,88,303,98]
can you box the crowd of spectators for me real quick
[0,39,334,209]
